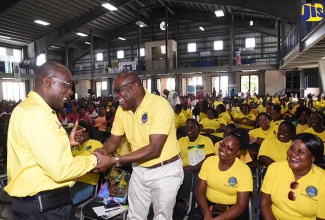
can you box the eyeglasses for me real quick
[51,77,72,89]
[112,82,134,95]
[219,141,237,152]
[288,181,299,201]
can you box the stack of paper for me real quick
[93,205,128,219]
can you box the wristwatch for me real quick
[115,155,121,167]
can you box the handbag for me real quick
[106,166,130,198]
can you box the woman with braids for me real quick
[188,128,252,220]
[261,133,325,220]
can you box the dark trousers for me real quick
[188,199,249,220]
[11,198,74,220]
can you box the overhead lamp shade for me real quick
[101,2,117,11]
[250,20,253,26]
[136,21,147,28]
[214,10,224,17]
[76,32,88,37]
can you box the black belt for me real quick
[12,186,71,212]
[12,195,38,202]
[146,154,180,169]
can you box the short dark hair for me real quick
[185,118,200,128]
[279,121,296,139]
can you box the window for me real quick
[245,38,255,48]
[214,41,223,50]
[166,78,176,91]
[241,75,259,96]
[96,53,103,61]
[187,43,196,52]
[2,81,26,101]
[96,81,108,97]
[182,76,203,95]
[211,76,228,96]
[117,50,124,59]
[142,79,151,93]
[161,46,166,54]
[36,53,46,66]
[140,48,145,57]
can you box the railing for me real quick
[278,0,325,62]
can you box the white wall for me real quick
[75,80,91,98]
[264,70,286,95]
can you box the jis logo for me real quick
[142,113,148,123]
[306,186,318,197]
[228,177,237,187]
[301,3,324,22]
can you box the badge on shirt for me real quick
[228,177,237,187]
[142,113,148,123]
[306,186,318,197]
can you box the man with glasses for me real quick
[94,71,184,220]
[5,61,103,219]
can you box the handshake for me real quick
[92,148,116,173]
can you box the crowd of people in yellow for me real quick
[3,61,325,220]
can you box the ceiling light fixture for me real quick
[0,35,11,39]
[214,10,224,17]
[76,32,88,37]
[136,21,147,28]
[51,45,60,49]
[250,20,253,26]
[34,20,50,26]
[101,2,117,11]
[199,26,204,31]
[118,37,126,41]
[85,42,91,45]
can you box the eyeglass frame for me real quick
[288,181,299,201]
[112,82,135,95]
[219,140,239,152]
[51,77,72,89]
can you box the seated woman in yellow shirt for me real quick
[294,106,311,134]
[230,103,256,130]
[260,133,325,220]
[258,121,296,167]
[305,111,325,143]
[174,104,187,134]
[199,107,226,144]
[188,128,252,220]
[178,119,215,172]
[215,123,252,164]
[216,104,232,124]
[269,105,284,134]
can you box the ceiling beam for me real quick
[31,0,133,56]
[0,0,23,14]
[161,0,300,22]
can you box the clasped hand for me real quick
[92,148,115,172]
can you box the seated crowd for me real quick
[56,91,325,219]
[3,90,325,219]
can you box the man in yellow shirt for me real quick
[94,71,183,220]
[5,61,100,219]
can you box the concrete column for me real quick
[318,61,325,92]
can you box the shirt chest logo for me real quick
[142,113,148,123]
[305,185,318,197]
[228,177,237,187]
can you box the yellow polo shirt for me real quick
[182,108,193,120]
[111,91,180,167]
[261,161,325,220]
[235,112,256,130]
[296,123,309,134]
[5,91,97,197]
